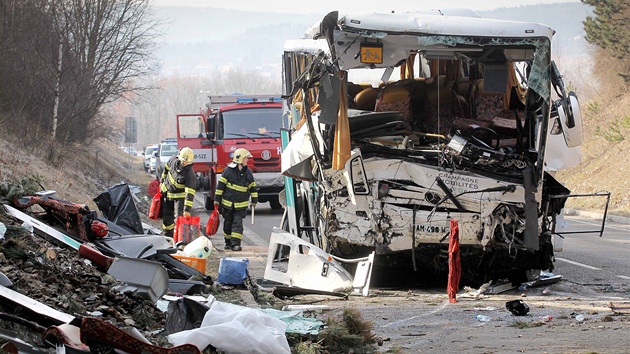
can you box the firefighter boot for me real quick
[231,238,242,252]
[224,237,232,250]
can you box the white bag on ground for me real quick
[168,299,290,354]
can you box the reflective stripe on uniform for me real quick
[233,201,249,208]
[226,182,248,193]
[167,173,186,189]
[167,192,186,199]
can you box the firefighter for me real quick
[160,147,196,238]
[214,148,258,251]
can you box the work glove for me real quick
[183,211,191,219]
[251,203,256,209]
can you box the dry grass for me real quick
[556,54,630,216]
[0,136,153,210]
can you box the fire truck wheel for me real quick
[202,176,210,190]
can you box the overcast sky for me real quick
[151,0,581,14]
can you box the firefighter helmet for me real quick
[178,147,194,164]
[233,148,252,164]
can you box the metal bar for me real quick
[548,191,611,237]
[600,193,611,237]
[556,231,608,236]
[548,192,611,199]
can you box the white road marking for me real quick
[617,275,630,280]
[382,300,450,328]
[565,216,629,232]
[555,257,600,270]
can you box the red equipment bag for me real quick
[148,190,162,220]
[148,179,160,198]
[174,215,201,245]
[206,204,220,236]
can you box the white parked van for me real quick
[142,144,158,172]
[154,141,178,177]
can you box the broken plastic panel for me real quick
[264,227,374,296]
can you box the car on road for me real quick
[154,141,178,177]
[142,144,158,172]
[119,146,137,156]
[149,155,157,173]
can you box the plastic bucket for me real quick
[183,235,213,259]
[217,257,249,285]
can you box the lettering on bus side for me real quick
[437,173,480,193]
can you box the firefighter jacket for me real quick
[160,155,196,212]
[215,163,258,210]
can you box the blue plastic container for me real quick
[217,257,249,285]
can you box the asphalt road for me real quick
[553,215,630,291]
[192,196,283,246]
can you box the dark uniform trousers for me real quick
[221,207,247,240]
[162,197,186,237]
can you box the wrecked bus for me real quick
[279,10,588,284]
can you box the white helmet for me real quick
[233,148,252,164]
[178,147,194,163]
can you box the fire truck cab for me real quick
[176,95,284,210]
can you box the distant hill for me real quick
[152,3,593,80]
[478,3,594,57]
[152,6,319,79]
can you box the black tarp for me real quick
[165,297,210,335]
[93,183,143,234]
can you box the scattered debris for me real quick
[609,302,630,315]
[461,281,492,299]
[473,306,499,311]
[0,183,204,351]
[264,228,374,296]
[506,300,530,316]
[168,295,291,354]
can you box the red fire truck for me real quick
[176,95,284,210]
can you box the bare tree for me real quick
[51,0,162,143]
[127,70,280,148]
[0,0,162,147]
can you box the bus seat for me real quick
[354,87,379,111]
[375,85,412,125]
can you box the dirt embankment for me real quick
[0,137,154,211]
